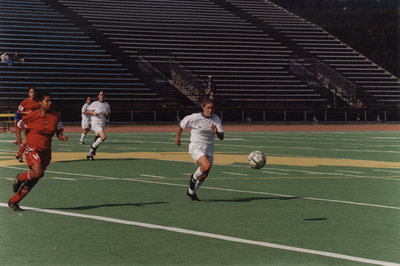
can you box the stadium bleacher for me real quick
[224,0,400,107]
[1,0,398,122]
[53,0,328,108]
[0,0,163,121]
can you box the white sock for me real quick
[79,133,86,142]
[193,167,203,181]
[92,138,103,149]
[194,180,203,192]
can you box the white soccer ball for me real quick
[248,151,266,169]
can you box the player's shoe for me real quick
[79,141,85,145]
[13,174,23,193]
[15,155,23,163]
[8,200,22,211]
[186,191,200,201]
[87,155,95,160]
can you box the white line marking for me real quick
[2,166,399,210]
[267,167,365,178]
[0,203,397,266]
[140,174,166,179]
[51,177,76,181]
[221,172,248,176]
[261,171,289,175]
[373,169,400,174]
[336,170,364,174]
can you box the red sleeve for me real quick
[17,110,35,130]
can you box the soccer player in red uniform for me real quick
[15,86,39,162]
[8,91,68,211]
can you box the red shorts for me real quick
[25,149,52,171]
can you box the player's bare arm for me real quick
[211,124,224,140]
[175,126,183,145]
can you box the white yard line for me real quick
[336,170,364,174]
[140,174,166,179]
[2,166,399,210]
[0,203,398,266]
[373,169,400,174]
[262,171,289,175]
[51,177,76,181]
[221,172,248,176]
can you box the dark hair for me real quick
[201,97,214,107]
[36,90,51,101]
[28,86,35,92]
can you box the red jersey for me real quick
[17,109,64,151]
[18,98,39,115]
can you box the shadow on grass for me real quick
[203,196,300,203]
[52,201,168,210]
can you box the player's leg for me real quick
[9,162,43,211]
[9,150,50,211]
[79,128,89,144]
[192,155,211,190]
[15,138,26,162]
[87,130,106,160]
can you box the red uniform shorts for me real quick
[25,149,52,171]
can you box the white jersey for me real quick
[180,112,223,145]
[81,103,91,120]
[88,100,110,123]
[81,103,91,129]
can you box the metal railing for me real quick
[169,58,205,106]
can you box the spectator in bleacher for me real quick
[85,90,111,160]
[12,51,25,63]
[9,91,68,211]
[203,75,216,100]
[1,51,12,66]
[15,86,39,162]
[79,96,92,144]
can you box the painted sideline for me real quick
[0,203,398,266]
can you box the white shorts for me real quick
[91,120,106,134]
[189,143,214,165]
[81,117,91,130]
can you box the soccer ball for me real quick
[248,151,266,169]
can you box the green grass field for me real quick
[1,129,399,265]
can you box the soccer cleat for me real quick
[15,155,23,163]
[186,191,200,201]
[79,141,85,145]
[8,200,22,211]
[86,155,95,161]
[13,174,23,193]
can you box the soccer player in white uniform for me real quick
[79,96,91,144]
[175,98,224,201]
[84,90,110,160]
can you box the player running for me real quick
[9,91,68,211]
[15,86,39,162]
[175,98,224,201]
[85,90,110,160]
[79,96,91,144]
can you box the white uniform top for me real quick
[87,100,111,123]
[81,103,91,129]
[180,113,223,145]
[81,103,91,120]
